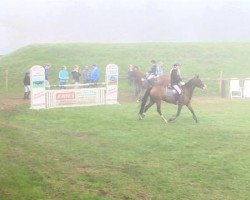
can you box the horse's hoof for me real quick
[168,118,175,123]
[139,113,145,120]
[193,117,199,123]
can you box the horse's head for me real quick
[191,75,207,89]
[131,67,145,77]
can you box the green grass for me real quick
[1,42,250,96]
[1,99,250,199]
[1,42,250,199]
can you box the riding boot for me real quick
[148,79,154,87]
[27,91,30,99]
[23,92,27,99]
[176,93,181,105]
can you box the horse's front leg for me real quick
[168,104,183,122]
[156,102,168,123]
[186,103,198,123]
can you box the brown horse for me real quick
[130,67,170,101]
[139,75,206,123]
[129,67,148,100]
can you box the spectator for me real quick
[82,66,91,84]
[58,66,69,89]
[23,72,31,99]
[127,64,134,86]
[90,64,101,87]
[156,61,164,76]
[132,66,142,97]
[71,65,81,84]
[43,63,51,89]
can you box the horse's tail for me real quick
[139,87,152,115]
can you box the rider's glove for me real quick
[179,81,185,86]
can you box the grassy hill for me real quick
[1,42,250,96]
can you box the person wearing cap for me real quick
[90,64,101,87]
[156,61,164,76]
[127,64,134,86]
[23,71,31,99]
[147,60,158,86]
[170,63,185,103]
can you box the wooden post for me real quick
[219,70,223,93]
[5,69,8,93]
[219,71,227,98]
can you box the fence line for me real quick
[1,68,250,98]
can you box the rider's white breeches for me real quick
[173,85,181,94]
[147,74,155,80]
[24,85,31,93]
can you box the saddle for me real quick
[165,85,182,103]
[166,86,178,97]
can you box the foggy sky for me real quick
[1,0,250,54]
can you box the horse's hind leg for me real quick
[156,102,168,123]
[144,98,154,113]
[139,98,154,119]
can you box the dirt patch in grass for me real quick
[77,166,100,175]
[0,96,28,112]
[97,189,113,196]
[0,94,232,113]
[119,93,140,103]
[136,191,152,200]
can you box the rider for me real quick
[147,60,158,86]
[170,63,185,103]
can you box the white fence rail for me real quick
[29,64,118,109]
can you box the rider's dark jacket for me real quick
[170,68,182,86]
[148,64,157,75]
[23,73,30,86]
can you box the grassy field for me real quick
[1,42,250,96]
[1,43,250,199]
[1,98,250,200]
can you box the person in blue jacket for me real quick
[90,64,101,87]
[58,66,69,89]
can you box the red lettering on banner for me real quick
[56,92,75,100]
[107,88,117,94]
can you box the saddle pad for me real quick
[166,88,177,97]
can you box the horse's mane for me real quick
[183,76,200,89]
[184,78,193,87]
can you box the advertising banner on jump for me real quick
[46,88,106,108]
[105,64,119,104]
[30,65,46,109]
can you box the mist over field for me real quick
[1,0,250,54]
